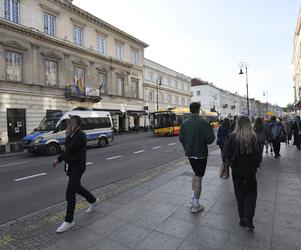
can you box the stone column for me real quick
[0,46,5,80]
[63,53,71,88]
[31,44,39,84]
[108,66,115,95]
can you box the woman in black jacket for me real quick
[217,118,231,159]
[228,116,261,231]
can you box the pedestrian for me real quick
[53,115,99,233]
[217,118,231,162]
[228,116,261,230]
[284,118,293,144]
[292,116,301,150]
[230,115,238,132]
[253,117,266,163]
[269,116,285,158]
[179,102,215,214]
[264,119,273,154]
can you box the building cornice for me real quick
[144,82,192,97]
[0,18,143,71]
[50,0,149,48]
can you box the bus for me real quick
[153,108,219,136]
[22,110,114,155]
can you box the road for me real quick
[0,132,194,225]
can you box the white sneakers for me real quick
[191,204,205,214]
[56,198,100,233]
[86,198,100,214]
[56,221,75,233]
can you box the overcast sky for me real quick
[73,0,300,107]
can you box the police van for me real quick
[23,110,114,155]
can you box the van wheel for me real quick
[98,138,108,148]
[46,143,60,155]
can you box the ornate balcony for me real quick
[64,85,101,103]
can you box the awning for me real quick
[93,109,123,115]
[127,110,148,116]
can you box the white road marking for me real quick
[152,146,162,149]
[14,173,47,182]
[168,143,176,146]
[0,161,30,168]
[106,156,122,160]
[86,162,93,166]
[133,150,145,154]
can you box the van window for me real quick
[81,117,111,130]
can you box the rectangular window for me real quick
[131,48,138,65]
[45,60,57,86]
[116,42,124,60]
[132,80,139,98]
[117,77,125,96]
[74,67,85,93]
[149,92,154,102]
[99,73,107,94]
[197,91,201,96]
[73,26,83,46]
[97,36,106,54]
[4,0,20,23]
[6,51,21,81]
[44,13,56,36]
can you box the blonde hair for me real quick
[235,116,258,154]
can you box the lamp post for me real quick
[239,62,250,117]
[263,90,268,116]
[156,75,162,111]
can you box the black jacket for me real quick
[228,133,261,174]
[57,129,87,175]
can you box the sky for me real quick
[73,0,300,107]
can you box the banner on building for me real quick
[85,87,100,97]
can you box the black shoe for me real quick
[243,218,255,231]
[239,220,246,227]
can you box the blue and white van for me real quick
[23,110,114,155]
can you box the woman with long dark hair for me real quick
[228,116,261,230]
[253,117,266,163]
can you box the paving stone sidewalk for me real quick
[2,143,301,250]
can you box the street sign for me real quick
[242,109,249,115]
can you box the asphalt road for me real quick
[0,132,192,225]
[0,132,219,225]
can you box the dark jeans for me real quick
[65,169,96,223]
[232,171,257,222]
[272,139,281,156]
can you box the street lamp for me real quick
[239,62,250,117]
[263,90,268,115]
[156,75,162,111]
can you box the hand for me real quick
[66,127,72,136]
[52,159,59,168]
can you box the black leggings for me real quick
[272,139,281,156]
[232,171,257,222]
[65,170,96,222]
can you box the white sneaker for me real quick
[191,204,205,214]
[86,198,100,214]
[56,221,75,233]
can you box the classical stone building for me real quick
[0,0,148,145]
[143,58,192,119]
[293,8,301,110]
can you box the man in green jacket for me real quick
[179,102,215,213]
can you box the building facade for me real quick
[143,58,192,117]
[293,8,301,110]
[0,0,148,145]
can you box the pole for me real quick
[246,66,250,117]
[156,79,159,111]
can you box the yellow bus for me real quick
[153,108,219,136]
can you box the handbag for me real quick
[219,160,229,179]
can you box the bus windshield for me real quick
[154,112,173,129]
[35,112,63,131]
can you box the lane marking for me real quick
[168,143,176,146]
[14,173,47,182]
[133,150,145,154]
[152,146,162,149]
[106,156,122,160]
[0,161,30,168]
[86,162,93,166]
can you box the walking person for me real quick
[253,117,266,163]
[264,119,273,154]
[217,118,231,177]
[228,116,261,230]
[269,116,285,158]
[179,102,215,214]
[292,116,301,150]
[53,115,99,233]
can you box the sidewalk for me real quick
[1,143,301,250]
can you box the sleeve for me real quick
[65,132,87,153]
[57,151,79,164]
[204,121,215,145]
[179,122,185,146]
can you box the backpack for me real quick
[271,123,281,140]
